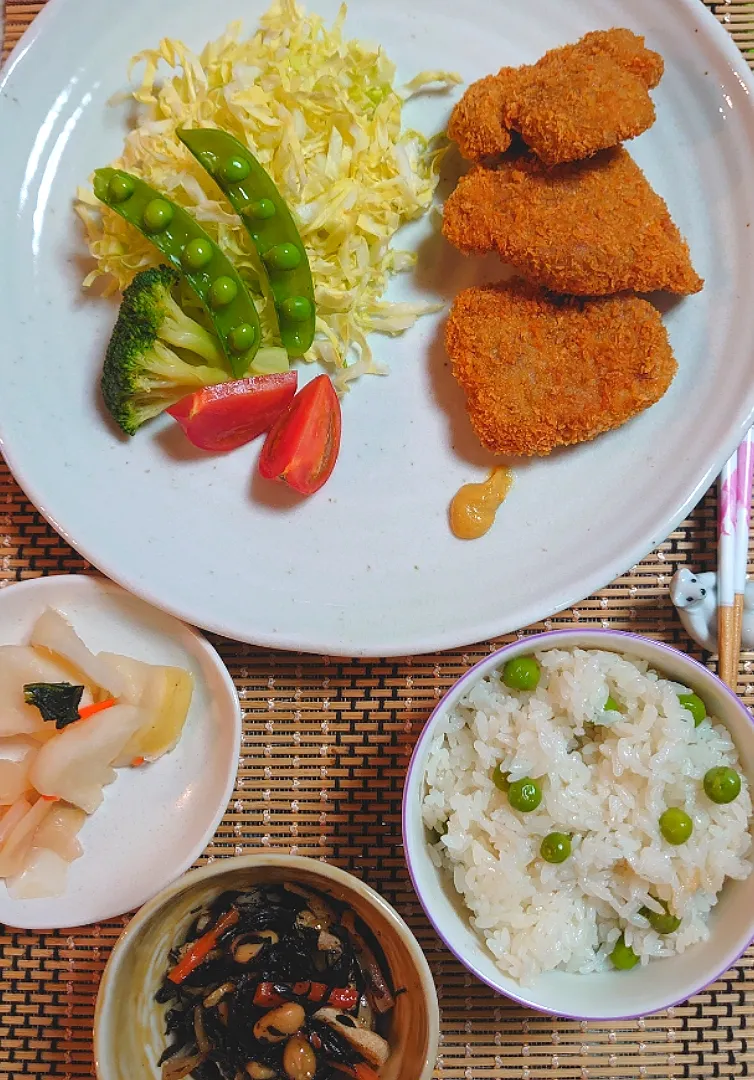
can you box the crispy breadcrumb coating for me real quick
[448,28,663,165]
[446,279,677,456]
[446,70,516,162]
[442,148,703,296]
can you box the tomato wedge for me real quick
[258,374,341,494]
[167,372,297,452]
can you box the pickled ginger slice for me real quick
[6,848,71,900]
[100,654,193,764]
[2,802,85,899]
[30,609,129,699]
[0,736,38,804]
[32,802,86,862]
[97,654,148,706]
[0,797,52,878]
[29,704,143,813]
[0,796,32,845]
[0,646,94,739]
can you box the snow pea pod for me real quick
[92,168,261,377]
[178,129,316,358]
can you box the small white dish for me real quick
[1,0,754,655]
[403,629,754,1020]
[0,574,241,929]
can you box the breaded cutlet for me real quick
[448,28,664,165]
[445,279,677,457]
[442,148,703,296]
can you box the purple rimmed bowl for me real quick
[402,629,754,1020]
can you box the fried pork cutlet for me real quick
[448,28,664,166]
[442,148,703,296]
[446,280,677,456]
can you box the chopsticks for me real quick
[718,428,753,688]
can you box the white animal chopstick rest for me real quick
[670,567,754,652]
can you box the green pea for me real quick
[610,934,639,971]
[142,198,174,233]
[229,323,257,353]
[639,898,681,934]
[197,150,218,173]
[678,693,706,727]
[222,155,251,183]
[108,173,134,203]
[540,832,571,864]
[182,238,214,271]
[263,242,302,271]
[209,276,239,309]
[703,766,741,804]
[248,198,276,220]
[508,777,542,813]
[492,763,509,792]
[502,656,541,691]
[659,807,693,845]
[281,295,313,323]
[287,329,306,354]
[604,695,621,713]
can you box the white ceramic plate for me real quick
[1,0,753,657]
[0,575,241,929]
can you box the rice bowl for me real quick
[403,630,754,1019]
[422,647,752,984]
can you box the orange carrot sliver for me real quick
[78,698,116,721]
[40,794,59,802]
[131,756,145,767]
[167,908,239,984]
[328,1065,380,1080]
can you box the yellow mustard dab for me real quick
[450,467,513,540]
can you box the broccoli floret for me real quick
[102,266,229,435]
[122,265,224,364]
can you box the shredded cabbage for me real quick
[75,0,460,387]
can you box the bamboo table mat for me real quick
[2,1,754,1076]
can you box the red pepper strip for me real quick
[327,1063,380,1080]
[253,982,287,1008]
[308,982,328,1003]
[327,986,358,1010]
[168,908,239,984]
[40,794,59,802]
[290,980,328,1002]
[254,981,329,1006]
[78,698,116,721]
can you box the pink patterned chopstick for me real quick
[734,429,753,612]
[718,428,753,688]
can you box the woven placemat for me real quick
[2,2,754,1077]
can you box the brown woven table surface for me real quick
[2,1,754,1077]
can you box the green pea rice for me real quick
[422,648,753,984]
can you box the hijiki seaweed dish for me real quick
[156,882,396,1080]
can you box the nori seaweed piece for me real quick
[23,682,84,728]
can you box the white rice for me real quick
[422,648,753,984]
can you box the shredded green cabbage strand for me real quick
[76,0,460,386]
